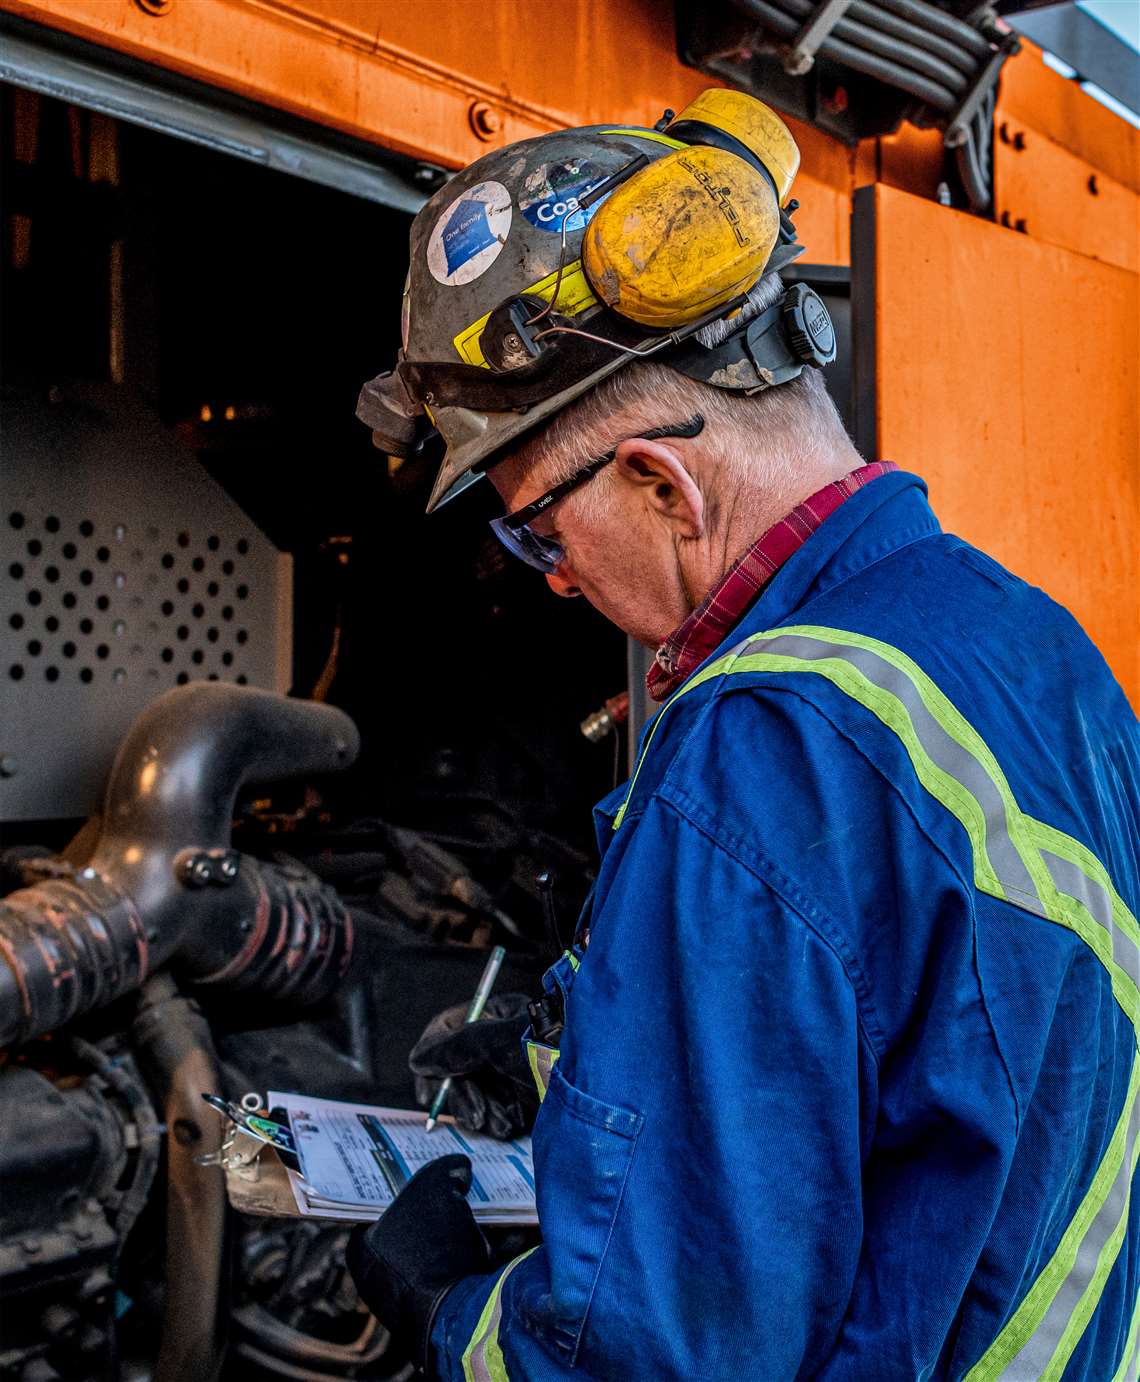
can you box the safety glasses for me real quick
[489,415,705,573]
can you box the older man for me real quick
[348,93,1140,1381]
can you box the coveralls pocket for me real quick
[525,1064,643,1365]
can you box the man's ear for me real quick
[614,438,705,539]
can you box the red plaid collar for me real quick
[647,462,898,702]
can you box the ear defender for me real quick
[582,91,801,330]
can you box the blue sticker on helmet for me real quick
[426,180,512,287]
[442,199,498,276]
[520,159,610,234]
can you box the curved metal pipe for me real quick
[92,683,358,949]
[1,684,361,1047]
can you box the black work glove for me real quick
[347,1154,490,1372]
[410,992,539,1140]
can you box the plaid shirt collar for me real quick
[646,462,898,702]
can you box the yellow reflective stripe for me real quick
[615,622,1140,1377]
[598,128,687,149]
[1111,1283,1140,1382]
[564,948,581,972]
[962,1056,1140,1381]
[526,1040,559,1102]
[452,262,597,366]
[613,649,739,829]
[460,1247,537,1382]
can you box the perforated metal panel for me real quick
[1,382,292,821]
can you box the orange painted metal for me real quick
[994,108,1138,274]
[999,38,1140,196]
[866,183,1139,707]
[2,1,1135,701]
[0,0,853,262]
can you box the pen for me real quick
[425,944,506,1132]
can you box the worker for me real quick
[346,90,1140,1379]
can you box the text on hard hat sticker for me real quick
[520,159,610,235]
[426,179,513,287]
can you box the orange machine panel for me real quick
[0,0,853,262]
[855,183,1139,708]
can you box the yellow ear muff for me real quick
[581,143,781,330]
[667,89,800,206]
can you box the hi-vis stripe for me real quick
[461,1248,537,1382]
[526,1039,559,1101]
[616,624,1140,1381]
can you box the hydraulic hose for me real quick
[765,0,971,94]
[873,0,991,58]
[843,0,979,76]
[738,0,959,109]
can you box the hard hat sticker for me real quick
[427,180,512,286]
[520,159,610,235]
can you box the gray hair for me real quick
[518,273,851,524]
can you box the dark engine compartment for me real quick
[0,76,626,1382]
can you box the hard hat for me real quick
[357,89,837,512]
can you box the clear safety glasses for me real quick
[489,415,705,574]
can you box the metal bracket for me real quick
[783,0,856,76]
[944,33,1020,149]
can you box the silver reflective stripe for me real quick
[1044,850,1140,991]
[1001,1086,1140,1379]
[745,634,1046,912]
[461,1248,536,1382]
[466,1284,508,1382]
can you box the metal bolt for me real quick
[220,857,238,879]
[21,1239,41,1255]
[469,101,504,142]
[0,754,17,777]
[503,333,523,351]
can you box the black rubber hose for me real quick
[739,0,958,109]
[69,1036,161,1261]
[846,0,980,76]
[766,0,972,93]
[873,0,991,57]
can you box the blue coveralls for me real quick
[432,470,1140,1380]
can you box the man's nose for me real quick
[545,563,582,598]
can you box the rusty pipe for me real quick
[133,973,228,1382]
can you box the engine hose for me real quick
[763,0,973,92]
[738,0,959,110]
[873,0,991,58]
[0,684,360,1049]
[0,870,148,1048]
[69,1035,162,1262]
[843,0,979,77]
[183,857,354,1001]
